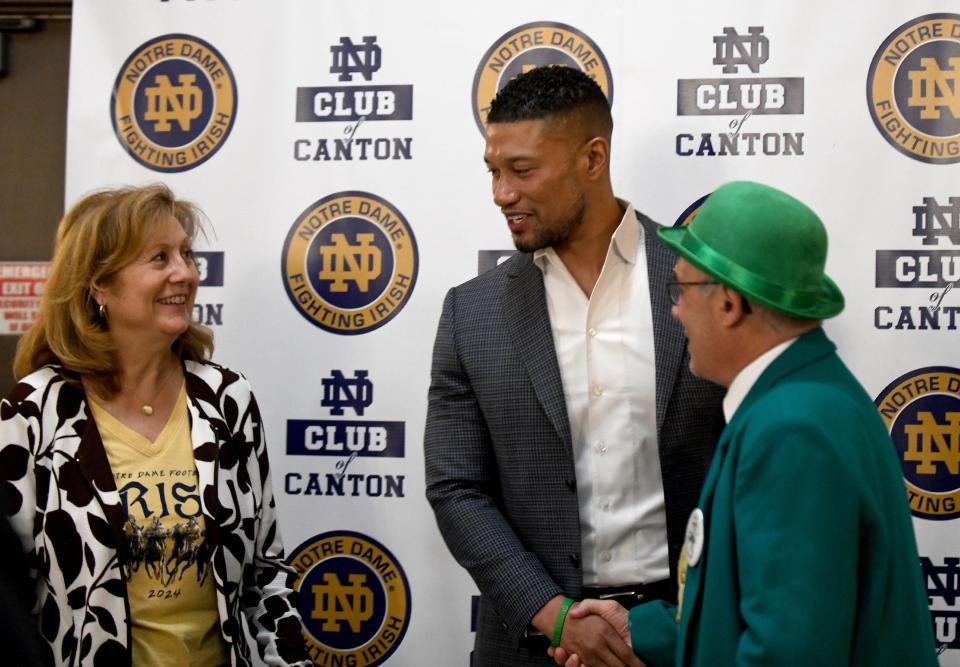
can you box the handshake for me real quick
[535,595,647,667]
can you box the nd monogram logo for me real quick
[143,74,204,132]
[289,531,410,666]
[904,412,960,476]
[312,573,374,632]
[712,26,769,74]
[319,233,383,293]
[321,370,374,416]
[922,555,960,650]
[282,192,419,335]
[329,36,382,82]
[876,367,960,520]
[913,197,960,246]
[908,57,960,120]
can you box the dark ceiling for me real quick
[0,1,71,16]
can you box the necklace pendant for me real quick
[142,405,154,416]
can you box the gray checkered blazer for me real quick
[425,212,725,666]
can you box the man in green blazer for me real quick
[549,181,937,666]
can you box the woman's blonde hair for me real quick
[14,184,214,392]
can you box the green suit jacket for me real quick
[629,328,937,666]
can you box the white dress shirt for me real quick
[535,200,666,586]
[722,337,798,422]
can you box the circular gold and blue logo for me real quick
[289,531,411,666]
[111,34,237,172]
[875,366,960,520]
[867,14,960,164]
[673,194,710,228]
[471,21,613,134]
[282,191,418,335]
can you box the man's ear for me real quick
[719,285,750,327]
[581,137,609,181]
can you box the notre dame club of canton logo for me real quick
[111,34,237,172]
[867,14,960,164]
[289,531,410,666]
[282,191,418,335]
[875,367,960,520]
[471,21,613,134]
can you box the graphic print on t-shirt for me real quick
[115,467,211,595]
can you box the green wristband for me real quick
[551,597,575,648]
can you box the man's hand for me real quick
[547,600,644,667]
[535,597,644,667]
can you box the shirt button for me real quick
[601,551,612,562]
[588,327,598,337]
[598,442,607,453]
[592,385,604,397]
[599,499,610,510]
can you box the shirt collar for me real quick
[534,198,638,271]
[722,337,799,422]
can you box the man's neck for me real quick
[554,195,625,297]
[721,336,799,421]
[720,323,817,387]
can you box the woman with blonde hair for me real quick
[0,184,309,666]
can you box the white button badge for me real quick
[684,508,705,567]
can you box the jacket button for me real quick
[565,479,576,492]
[569,553,580,568]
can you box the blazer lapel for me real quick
[674,425,731,665]
[183,367,223,552]
[71,388,131,565]
[502,254,573,451]
[639,213,688,436]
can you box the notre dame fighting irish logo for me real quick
[282,191,419,335]
[867,14,960,164]
[876,366,960,520]
[289,531,411,666]
[111,34,237,172]
[471,21,613,134]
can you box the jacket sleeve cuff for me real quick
[628,600,679,667]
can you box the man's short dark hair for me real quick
[486,66,612,137]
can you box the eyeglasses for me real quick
[665,281,720,306]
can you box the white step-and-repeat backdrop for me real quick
[63,1,960,663]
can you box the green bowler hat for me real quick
[658,181,844,319]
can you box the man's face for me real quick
[483,117,587,253]
[671,258,723,383]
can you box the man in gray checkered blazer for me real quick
[425,66,724,667]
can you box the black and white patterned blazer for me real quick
[0,361,310,667]
[425,212,726,666]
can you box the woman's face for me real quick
[97,215,199,351]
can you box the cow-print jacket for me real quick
[0,362,311,666]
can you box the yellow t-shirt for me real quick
[90,385,228,667]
